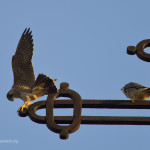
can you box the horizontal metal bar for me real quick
[54,116,150,125]
[54,99,150,109]
[52,100,150,125]
[26,100,150,126]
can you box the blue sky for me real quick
[1,0,150,149]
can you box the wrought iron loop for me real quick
[127,39,150,62]
[46,82,82,139]
[19,82,82,139]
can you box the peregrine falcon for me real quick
[121,82,150,102]
[7,28,58,112]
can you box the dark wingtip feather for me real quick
[26,28,30,33]
[23,28,32,35]
[23,28,27,34]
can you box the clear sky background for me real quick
[1,0,150,149]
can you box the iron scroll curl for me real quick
[127,39,150,62]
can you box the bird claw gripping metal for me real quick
[18,82,82,139]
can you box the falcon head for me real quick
[121,87,125,93]
[7,91,14,102]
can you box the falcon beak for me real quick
[7,93,14,102]
[10,98,14,102]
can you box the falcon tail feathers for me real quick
[32,74,58,94]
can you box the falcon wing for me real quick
[12,28,35,88]
[129,82,148,90]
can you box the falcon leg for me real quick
[17,103,26,112]
[132,98,135,103]
[25,101,31,107]
[17,101,31,112]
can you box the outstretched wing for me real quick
[12,28,35,88]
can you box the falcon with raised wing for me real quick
[7,28,58,112]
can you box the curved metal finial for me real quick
[60,82,69,90]
[127,39,150,62]
[46,82,82,139]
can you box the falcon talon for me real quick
[17,106,26,112]
[6,28,58,113]
[131,98,136,103]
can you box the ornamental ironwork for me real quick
[18,39,150,139]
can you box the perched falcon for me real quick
[7,28,58,112]
[121,82,150,102]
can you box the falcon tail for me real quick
[32,74,58,96]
